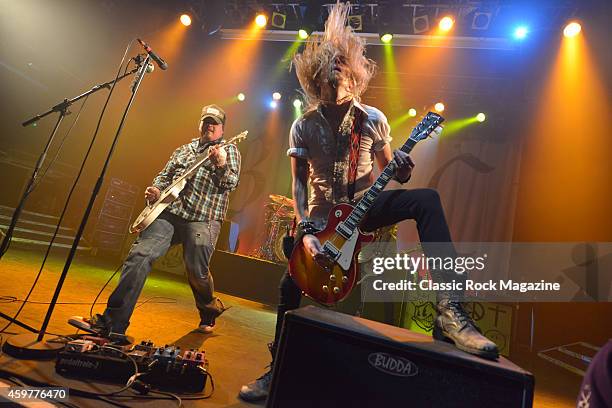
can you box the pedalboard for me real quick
[56,338,208,393]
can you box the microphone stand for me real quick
[0,66,140,260]
[2,56,151,359]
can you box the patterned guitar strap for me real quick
[347,109,363,201]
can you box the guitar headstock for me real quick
[408,112,444,142]
[226,130,248,145]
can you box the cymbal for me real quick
[265,205,294,216]
[269,194,294,207]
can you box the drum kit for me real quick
[251,194,295,264]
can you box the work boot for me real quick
[433,299,499,360]
[68,314,110,336]
[239,343,275,402]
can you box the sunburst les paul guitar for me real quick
[288,113,444,305]
[129,131,248,234]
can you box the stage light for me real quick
[237,93,246,101]
[434,102,445,112]
[272,92,282,101]
[413,14,430,34]
[255,13,268,28]
[380,33,393,44]
[563,22,581,38]
[298,29,310,40]
[408,108,417,117]
[476,113,486,122]
[271,12,286,29]
[513,26,529,40]
[348,15,363,31]
[269,100,278,109]
[471,12,492,30]
[293,99,302,108]
[439,16,454,32]
[180,14,192,27]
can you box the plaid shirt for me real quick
[152,138,241,222]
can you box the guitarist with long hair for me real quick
[69,104,241,341]
[240,3,497,402]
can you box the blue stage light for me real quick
[513,26,528,40]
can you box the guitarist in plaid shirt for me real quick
[69,104,241,341]
[240,3,497,402]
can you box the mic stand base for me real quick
[2,333,65,360]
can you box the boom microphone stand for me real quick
[0,66,140,260]
[3,55,153,359]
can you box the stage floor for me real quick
[0,249,581,407]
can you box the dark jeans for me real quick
[103,211,221,333]
[272,188,458,354]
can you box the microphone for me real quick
[136,38,168,70]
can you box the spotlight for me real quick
[298,28,310,40]
[272,92,282,101]
[476,113,486,122]
[408,108,417,117]
[439,16,454,32]
[269,100,278,109]
[271,12,286,29]
[413,14,430,34]
[380,33,393,44]
[180,14,192,27]
[434,102,445,113]
[563,21,581,38]
[513,26,529,40]
[293,99,302,108]
[237,93,246,101]
[255,13,267,28]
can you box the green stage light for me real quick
[298,29,310,40]
[380,33,393,43]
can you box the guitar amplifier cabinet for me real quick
[268,306,533,408]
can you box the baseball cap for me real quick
[201,104,226,125]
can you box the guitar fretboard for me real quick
[342,115,442,232]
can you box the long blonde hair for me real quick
[293,2,377,109]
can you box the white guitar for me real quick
[129,131,248,233]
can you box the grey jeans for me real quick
[103,211,221,333]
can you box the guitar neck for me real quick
[162,147,218,194]
[343,138,418,231]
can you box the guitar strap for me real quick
[347,109,363,201]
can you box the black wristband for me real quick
[295,220,319,243]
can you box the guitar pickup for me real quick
[323,242,340,259]
[335,222,354,240]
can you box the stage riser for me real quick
[211,250,285,305]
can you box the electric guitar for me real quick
[288,113,444,305]
[129,131,248,234]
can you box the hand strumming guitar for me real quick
[303,234,334,268]
[144,186,161,203]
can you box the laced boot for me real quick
[433,298,499,360]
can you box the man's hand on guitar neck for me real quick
[303,234,334,269]
[145,186,161,204]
